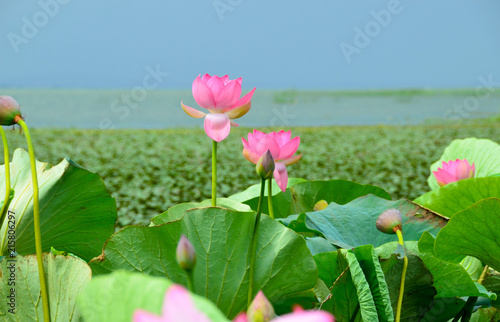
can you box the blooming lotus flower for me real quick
[0,96,22,125]
[433,159,475,187]
[181,74,256,142]
[242,130,301,192]
[133,285,210,322]
[234,303,334,322]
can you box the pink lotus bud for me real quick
[433,159,475,187]
[256,150,275,179]
[247,291,275,322]
[313,200,328,211]
[376,209,403,234]
[0,96,22,125]
[176,235,196,270]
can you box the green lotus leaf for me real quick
[415,177,500,218]
[434,198,500,272]
[280,195,446,249]
[0,253,91,321]
[89,207,317,318]
[229,179,391,219]
[0,149,116,261]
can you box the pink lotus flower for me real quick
[234,305,334,322]
[433,159,475,187]
[242,130,301,192]
[133,285,210,322]
[181,74,256,142]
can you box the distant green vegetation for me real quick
[4,121,499,227]
[271,88,500,100]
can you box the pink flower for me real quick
[233,306,334,322]
[242,130,301,192]
[181,74,256,142]
[433,159,475,187]
[133,285,211,322]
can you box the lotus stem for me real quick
[395,229,407,322]
[267,178,274,219]
[186,270,195,293]
[248,177,266,308]
[16,118,50,322]
[0,127,12,230]
[212,140,217,207]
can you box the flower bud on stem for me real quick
[16,117,50,322]
[176,235,197,292]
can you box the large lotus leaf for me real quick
[229,179,391,219]
[434,198,500,272]
[89,207,318,318]
[419,232,485,282]
[314,250,377,321]
[427,138,500,190]
[77,270,228,322]
[408,240,492,299]
[290,180,392,213]
[0,253,91,321]
[280,195,446,249]
[415,177,500,218]
[150,198,252,226]
[228,178,306,218]
[0,149,116,261]
[375,245,437,321]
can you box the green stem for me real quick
[247,177,266,308]
[267,178,274,219]
[395,229,407,322]
[17,119,50,322]
[212,140,217,207]
[0,127,12,231]
[186,270,195,293]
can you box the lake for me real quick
[2,89,499,129]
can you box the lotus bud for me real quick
[256,150,275,179]
[313,200,328,211]
[376,208,403,234]
[176,235,196,270]
[0,96,22,125]
[247,291,275,322]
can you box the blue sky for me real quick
[1,1,500,89]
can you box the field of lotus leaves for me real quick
[0,87,500,322]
